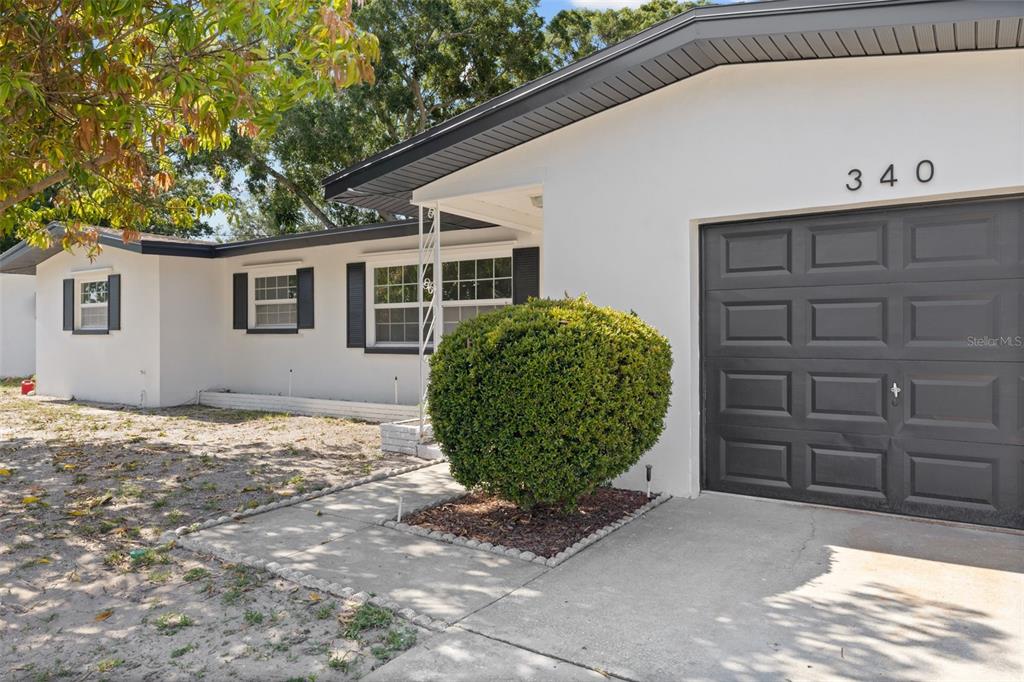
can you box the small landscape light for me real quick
[645,464,653,499]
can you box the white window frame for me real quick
[76,275,109,331]
[249,267,298,330]
[364,245,515,349]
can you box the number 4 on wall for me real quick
[846,160,934,191]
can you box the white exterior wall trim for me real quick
[198,390,418,423]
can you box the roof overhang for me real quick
[322,0,1024,215]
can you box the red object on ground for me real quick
[21,380,34,395]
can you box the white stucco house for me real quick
[2,0,1022,528]
[0,273,35,378]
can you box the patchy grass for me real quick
[342,604,394,639]
[154,612,195,635]
[0,383,423,679]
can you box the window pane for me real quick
[376,324,391,342]
[477,280,494,299]
[459,281,475,300]
[442,261,458,282]
[374,286,388,304]
[494,257,512,278]
[403,284,418,302]
[494,278,512,298]
[403,265,417,284]
[81,281,108,304]
[80,306,107,328]
[477,259,493,278]
[458,260,475,279]
[375,268,388,285]
[442,282,458,300]
[254,275,296,301]
[387,267,403,284]
[255,302,296,326]
[404,323,418,342]
[376,308,390,324]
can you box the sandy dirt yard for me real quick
[0,381,422,680]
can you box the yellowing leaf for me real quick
[22,496,40,504]
[62,464,77,471]
[308,592,321,603]
[68,509,89,517]
[36,557,51,564]
[95,609,113,622]
[0,468,12,477]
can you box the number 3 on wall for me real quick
[846,160,934,191]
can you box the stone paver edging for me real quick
[381,492,671,567]
[159,459,451,632]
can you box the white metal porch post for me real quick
[417,203,442,441]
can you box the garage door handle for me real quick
[890,381,902,405]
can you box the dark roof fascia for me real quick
[322,0,1022,202]
[1,218,492,273]
[210,219,478,259]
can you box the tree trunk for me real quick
[262,165,339,230]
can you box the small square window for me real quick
[494,278,512,299]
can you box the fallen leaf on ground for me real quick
[95,609,113,622]
[0,468,11,476]
[22,496,40,504]
[308,592,321,603]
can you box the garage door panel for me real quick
[706,358,896,435]
[707,425,895,512]
[705,280,1022,361]
[704,197,1024,290]
[897,361,1023,445]
[702,196,1024,528]
[892,438,1023,527]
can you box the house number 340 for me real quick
[846,160,934,191]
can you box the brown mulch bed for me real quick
[405,487,654,558]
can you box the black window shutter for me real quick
[512,247,540,304]
[232,273,247,329]
[296,267,314,329]
[346,262,366,348]
[107,274,121,331]
[62,278,74,331]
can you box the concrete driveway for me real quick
[368,494,1024,681]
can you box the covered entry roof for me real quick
[322,0,1024,216]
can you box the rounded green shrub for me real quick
[427,296,672,510]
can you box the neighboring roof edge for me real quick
[321,0,1024,208]
[0,218,491,274]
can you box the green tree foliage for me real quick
[0,0,379,253]
[204,0,551,237]
[546,0,706,68]
[428,297,672,510]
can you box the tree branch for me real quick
[0,152,116,215]
[262,165,338,230]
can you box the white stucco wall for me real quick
[158,256,225,406]
[32,224,537,408]
[413,49,1024,497]
[36,248,162,406]
[0,274,36,377]
[215,225,537,405]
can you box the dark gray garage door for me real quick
[702,197,1024,529]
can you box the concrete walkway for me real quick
[192,463,547,621]
[190,464,1024,681]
